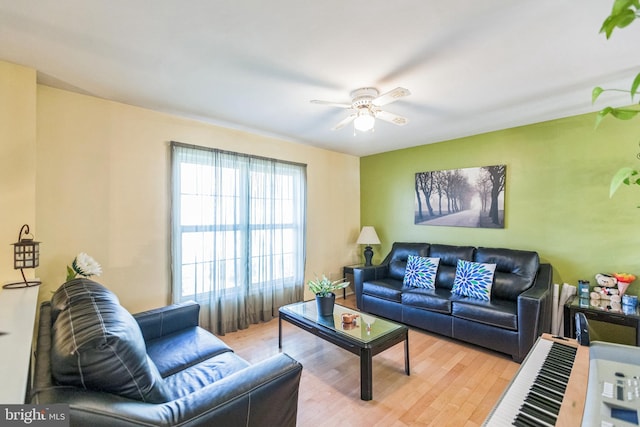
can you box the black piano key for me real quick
[549,346,575,358]
[538,367,570,387]
[547,351,576,364]
[524,391,561,414]
[541,359,572,378]
[513,411,555,427]
[539,366,570,384]
[535,375,567,394]
[513,415,540,427]
[519,402,558,426]
[544,359,572,375]
[542,358,572,375]
[530,384,564,403]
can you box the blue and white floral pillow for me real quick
[451,260,496,300]
[403,255,440,289]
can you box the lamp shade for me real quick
[356,226,380,245]
[354,109,375,132]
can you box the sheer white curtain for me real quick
[171,142,306,334]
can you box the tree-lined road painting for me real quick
[414,165,505,228]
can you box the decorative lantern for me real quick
[4,224,41,289]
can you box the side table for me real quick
[343,264,364,300]
[564,295,640,346]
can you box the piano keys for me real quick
[484,334,589,427]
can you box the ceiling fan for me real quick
[311,87,411,132]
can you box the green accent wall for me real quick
[361,110,640,295]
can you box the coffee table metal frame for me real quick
[278,300,409,401]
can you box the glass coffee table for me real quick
[279,300,409,400]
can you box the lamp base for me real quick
[363,246,374,266]
[3,280,41,289]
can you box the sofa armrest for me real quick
[353,265,388,309]
[134,301,200,341]
[516,263,553,361]
[33,353,303,427]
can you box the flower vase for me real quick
[618,281,631,297]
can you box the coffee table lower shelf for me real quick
[278,301,409,401]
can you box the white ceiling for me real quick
[0,1,638,156]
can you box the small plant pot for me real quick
[315,293,336,317]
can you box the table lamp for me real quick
[356,226,380,266]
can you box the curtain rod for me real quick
[170,141,307,168]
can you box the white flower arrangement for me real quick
[66,252,102,281]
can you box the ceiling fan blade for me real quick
[332,112,357,130]
[372,87,411,106]
[375,110,409,126]
[311,99,352,109]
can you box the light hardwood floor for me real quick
[221,295,519,427]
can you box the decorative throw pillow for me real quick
[403,255,440,289]
[451,260,496,300]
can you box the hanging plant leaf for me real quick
[612,0,639,14]
[595,107,614,128]
[610,167,638,197]
[610,108,640,120]
[601,6,638,38]
[592,86,605,103]
[631,72,640,99]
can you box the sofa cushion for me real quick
[451,260,496,301]
[401,287,453,314]
[163,351,251,400]
[475,247,540,301]
[403,256,439,289]
[429,244,476,290]
[50,279,170,403]
[451,297,518,331]
[362,278,403,302]
[384,242,430,281]
[146,327,234,377]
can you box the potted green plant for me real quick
[307,274,350,316]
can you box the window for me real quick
[170,142,306,333]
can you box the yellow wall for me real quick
[0,60,360,312]
[0,62,37,283]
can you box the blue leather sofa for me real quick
[31,278,303,426]
[353,242,553,362]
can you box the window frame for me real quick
[171,142,306,301]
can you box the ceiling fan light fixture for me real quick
[354,108,375,132]
[311,86,409,132]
